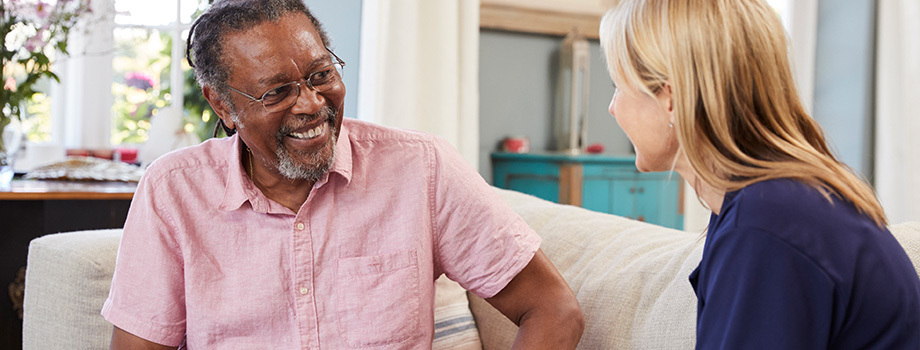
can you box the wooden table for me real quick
[0,179,137,200]
[1,178,136,350]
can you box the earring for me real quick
[669,122,674,128]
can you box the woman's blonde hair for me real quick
[600,0,887,226]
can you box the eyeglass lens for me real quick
[260,62,343,111]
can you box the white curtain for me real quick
[357,0,480,168]
[875,0,920,224]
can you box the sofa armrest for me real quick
[22,229,123,350]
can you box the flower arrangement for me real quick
[1,0,91,167]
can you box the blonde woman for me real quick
[600,0,920,348]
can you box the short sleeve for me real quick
[101,171,187,346]
[695,227,835,349]
[429,137,541,299]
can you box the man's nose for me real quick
[289,84,325,115]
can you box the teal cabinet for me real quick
[492,152,683,230]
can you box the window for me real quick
[42,0,215,152]
[110,0,211,145]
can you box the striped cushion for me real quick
[433,275,482,349]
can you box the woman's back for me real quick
[690,179,920,349]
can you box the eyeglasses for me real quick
[227,48,346,112]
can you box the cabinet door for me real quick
[581,177,611,213]
[658,179,683,229]
[635,179,660,224]
[635,175,682,229]
[582,164,637,219]
[610,179,638,219]
[506,176,559,203]
[493,160,560,203]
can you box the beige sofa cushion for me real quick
[472,188,703,349]
[891,222,920,276]
[22,229,122,350]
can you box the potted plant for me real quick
[1,0,91,187]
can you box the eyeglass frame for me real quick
[225,47,346,111]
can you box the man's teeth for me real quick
[290,124,326,139]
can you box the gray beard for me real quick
[275,126,337,181]
[232,105,339,181]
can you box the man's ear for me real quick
[202,85,236,130]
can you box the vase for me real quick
[0,117,24,190]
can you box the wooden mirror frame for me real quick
[480,0,614,39]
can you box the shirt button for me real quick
[296,222,305,230]
[299,287,309,295]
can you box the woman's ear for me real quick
[659,82,674,112]
[658,81,675,124]
[202,85,236,130]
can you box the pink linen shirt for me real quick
[101,118,541,349]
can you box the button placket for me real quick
[291,211,318,348]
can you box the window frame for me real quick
[49,0,194,149]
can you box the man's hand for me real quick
[110,326,177,350]
[486,249,585,349]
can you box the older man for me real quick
[102,0,583,349]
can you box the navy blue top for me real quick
[689,179,920,349]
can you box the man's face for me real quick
[220,12,345,181]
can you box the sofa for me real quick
[21,188,920,349]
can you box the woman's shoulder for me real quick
[728,179,839,221]
[718,178,886,250]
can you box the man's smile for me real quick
[288,123,326,140]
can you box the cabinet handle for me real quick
[638,215,646,222]
[630,187,636,194]
[637,187,644,194]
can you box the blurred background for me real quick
[4,0,918,231]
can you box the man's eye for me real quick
[264,88,283,97]
[262,85,292,104]
[310,67,335,84]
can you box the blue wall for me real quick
[303,0,362,119]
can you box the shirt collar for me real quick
[218,121,354,212]
[328,119,353,184]
[219,134,265,212]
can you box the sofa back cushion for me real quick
[471,189,704,349]
[473,189,920,349]
[891,222,920,277]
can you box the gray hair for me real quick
[186,0,331,135]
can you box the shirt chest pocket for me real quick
[334,249,422,348]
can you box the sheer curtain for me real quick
[875,0,920,224]
[357,0,480,168]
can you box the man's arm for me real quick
[110,326,178,350]
[486,249,585,349]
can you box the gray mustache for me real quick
[277,106,337,136]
